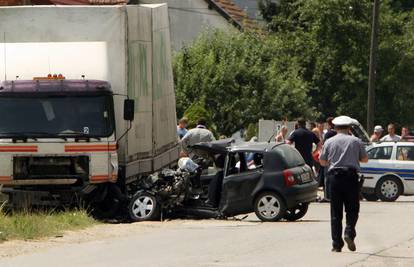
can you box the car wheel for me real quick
[284,202,309,221]
[128,192,160,222]
[362,193,379,202]
[375,176,403,202]
[254,192,286,222]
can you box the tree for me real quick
[258,0,414,128]
[173,30,315,136]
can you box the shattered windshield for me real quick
[0,95,114,138]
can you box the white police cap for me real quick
[332,115,353,126]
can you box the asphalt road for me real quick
[2,197,414,267]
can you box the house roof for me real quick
[205,0,258,30]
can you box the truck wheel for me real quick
[129,192,160,222]
[254,192,286,222]
[90,194,121,220]
[375,176,403,202]
[362,193,379,202]
[283,202,309,221]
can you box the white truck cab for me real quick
[0,5,180,215]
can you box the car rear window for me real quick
[274,145,305,168]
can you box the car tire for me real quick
[128,192,161,222]
[254,191,286,222]
[375,176,403,202]
[362,193,379,202]
[283,202,309,221]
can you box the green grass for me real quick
[0,203,97,242]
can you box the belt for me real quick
[328,167,358,176]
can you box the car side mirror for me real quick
[124,99,135,121]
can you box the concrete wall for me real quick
[140,0,233,51]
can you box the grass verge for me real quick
[0,203,97,242]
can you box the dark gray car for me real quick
[129,140,318,222]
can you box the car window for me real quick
[367,146,393,160]
[245,152,264,171]
[227,152,242,176]
[397,146,414,161]
[274,145,305,168]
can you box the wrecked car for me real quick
[128,139,318,222]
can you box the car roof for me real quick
[191,139,285,154]
[230,142,284,152]
[372,141,414,147]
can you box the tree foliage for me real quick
[259,0,414,128]
[174,30,315,136]
[174,0,414,136]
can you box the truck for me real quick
[0,4,180,216]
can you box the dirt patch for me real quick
[0,218,257,259]
[0,222,148,258]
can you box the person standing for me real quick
[180,118,216,159]
[380,124,401,142]
[317,121,325,140]
[177,117,188,140]
[324,117,337,141]
[318,117,336,202]
[287,118,320,168]
[369,125,383,142]
[319,116,368,252]
[275,125,288,142]
[401,126,414,142]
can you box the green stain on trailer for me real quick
[128,43,149,111]
[153,32,170,100]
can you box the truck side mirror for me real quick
[124,99,135,121]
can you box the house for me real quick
[140,0,256,50]
[232,0,261,19]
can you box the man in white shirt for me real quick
[180,118,216,159]
[380,124,401,142]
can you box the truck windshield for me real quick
[0,95,114,138]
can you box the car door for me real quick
[219,152,263,216]
[394,145,414,194]
[361,145,394,188]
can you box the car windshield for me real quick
[0,95,114,137]
[274,144,305,168]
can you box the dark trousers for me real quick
[328,169,360,249]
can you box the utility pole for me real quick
[367,0,380,134]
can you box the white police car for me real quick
[361,141,414,201]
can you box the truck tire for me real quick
[254,191,286,222]
[375,176,403,202]
[128,192,160,222]
[283,202,309,221]
[89,184,124,220]
[362,193,379,202]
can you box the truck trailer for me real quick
[0,4,179,215]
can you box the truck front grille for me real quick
[13,156,89,180]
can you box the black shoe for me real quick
[331,247,342,252]
[344,236,356,251]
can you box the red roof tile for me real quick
[206,0,258,30]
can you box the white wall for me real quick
[140,0,234,51]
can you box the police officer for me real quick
[319,116,368,252]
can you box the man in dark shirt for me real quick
[319,116,337,201]
[324,117,337,142]
[287,118,320,167]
